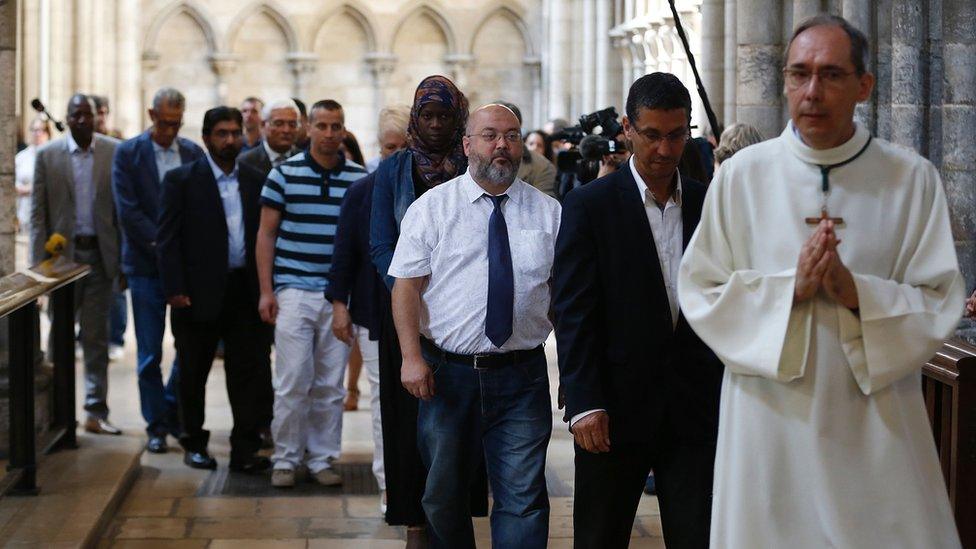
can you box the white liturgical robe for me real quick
[677,122,965,548]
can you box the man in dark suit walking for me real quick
[552,73,724,549]
[157,106,273,472]
[112,87,205,453]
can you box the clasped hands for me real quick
[795,219,858,310]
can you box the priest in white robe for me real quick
[677,15,965,549]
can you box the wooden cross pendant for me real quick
[805,207,845,226]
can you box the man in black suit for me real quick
[157,106,273,473]
[553,73,724,548]
[237,98,301,177]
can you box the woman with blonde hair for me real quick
[714,123,765,166]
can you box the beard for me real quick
[470,149,519,186]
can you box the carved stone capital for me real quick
[141,51,161,72]
[208,53,241,78]
[286,52,318,76]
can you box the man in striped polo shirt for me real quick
[256,99,367,488]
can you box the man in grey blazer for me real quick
[31,93,122,435]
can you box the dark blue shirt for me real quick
[327,172,384,339]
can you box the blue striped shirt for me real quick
[260,151,367,291]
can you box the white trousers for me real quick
[271,288,350,472]
[355,324,385,490]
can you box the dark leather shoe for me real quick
[229,455,272,474]
[84,417,123,435]
[183,450,217,470]
[146,436,168,454]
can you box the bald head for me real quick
[66,93,96,146]
[463,104,523,191]
[466,104,520,135]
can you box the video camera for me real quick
[551,107,628,185]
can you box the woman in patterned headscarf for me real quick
[367,75,485,541]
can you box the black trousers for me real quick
[573,433,716,549]
[171,270,273,461]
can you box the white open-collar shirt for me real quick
[388,170,561,355]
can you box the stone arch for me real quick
[144,1,218,54]
[226,1,299,53]
[386,5,452,105]
[308,2,378,53]
[388,3,457,54]
[468,5,532,119]
[468,4,534,58]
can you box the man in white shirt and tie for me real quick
[389,104,560,549]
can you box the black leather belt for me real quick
[420,337,544,370]
[74,235,98,249]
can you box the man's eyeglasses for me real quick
[630,126,689,147]
[468,131,522,144]
[783,67,857,89]
[269,120,298,129]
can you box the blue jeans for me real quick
[129,275,180,436]
[418,348,552,549]
[110,289,127,346]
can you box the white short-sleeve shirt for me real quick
[388,170,561,354]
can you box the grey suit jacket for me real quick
[30,133,122,278]
[238,143,300,178]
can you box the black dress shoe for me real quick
[229,455,272,474]
[146,435,168,454]
[183,450,217,470]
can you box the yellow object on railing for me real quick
[44,233,66,257]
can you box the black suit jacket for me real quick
[156,157,265,323]
[552,167,724,446]
[238,143,299,178]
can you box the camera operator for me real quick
[594,130,631,179]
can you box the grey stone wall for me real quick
[703,0,976,335]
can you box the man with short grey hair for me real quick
[679,14,964,547]
[112,86,205,453]
[238,98,301,177]
[390,104,560,548]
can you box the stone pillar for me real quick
[524,57,543,128]
[736,0,783,138]
[890,0,926,153]
[594,0,612,109]
[1,0,18,278]
[792,0,822,28]
[445,54,475,93]
[581,0,596,112]
[547,0,570,120]
[942,0,976,290]
[843,0,874,131]
[286,53,318,100]
[366,53,396,116]
[208,53,239,106]
[701,0,725,130]
[874,0,892,139]
[613,34,633,108]
[723,0,737,126]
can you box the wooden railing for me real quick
[0,258,89,495]
[923,338,976,548]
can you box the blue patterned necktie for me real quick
[485,194,514,348]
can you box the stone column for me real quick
[942,0,976,290]
[723,0,737,126]
[701,0,725,130]
[874,0,892,139]
[524,56,543,128]
[890,0,926,153]
[445,54,475,93]
[581,0,596,112]
[366,52,396,116]
[613,34,633,107]
[208,53,239,106]
[1,0,18,278]
[286,53,318,100]
[792,0,822,28]
[736,0,783,139]
[547,0,570,120]
[594,0,613,109]
[842,0,874,131]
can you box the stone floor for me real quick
[96,332,664,547]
